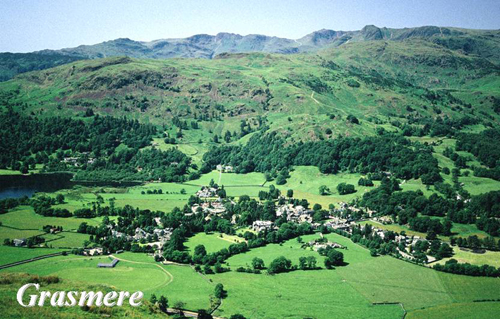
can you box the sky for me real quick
[1,0,499,52]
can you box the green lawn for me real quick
[437,247,500,268]
[0,205,101,231]
[268,166,381,208]
[40,231,90,248]
[185,232,241,254]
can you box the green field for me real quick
[437,247,500,268]
[185,232,242,254]
[0,205,102,230]
[407,302,500,319]
[212,270,403,319]
[0,252,214,311]
[358,219,493,241]
[0,205,93,248]
[213,233,500,318]
[2,232,500,318]
[269,166,382,207]
[0,245,65,265]
[0,272,165,318]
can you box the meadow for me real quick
[437,246,500,268]
[0,273,165,318]
[0,252,214,311]
[214,233,500,318]
[0,245,64,265]
[1,232,499,318]
[185,232,242,254]
[0,205,102,230]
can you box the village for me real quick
[9,182,442,267]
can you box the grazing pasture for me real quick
[0,245,64,265]
[185,232,237,254]
[437,246,500,268]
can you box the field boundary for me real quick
[0,252,66,270]
[372,302,407,319]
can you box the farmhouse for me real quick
[308,240,345,251]
[277,204,314,223]
[216,164,234,172]
[196,186,218,198]
[97,259,119,268]
[83,247,103,256]
[134,227,148,240]
[324,219,352,232]
[112,230,132,241]
[252,220,274,232]
[192,201,227,216]
[13,238,26,247]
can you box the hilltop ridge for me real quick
[1,25,499,81]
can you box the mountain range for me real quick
[1,25,499,81]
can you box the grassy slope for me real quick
[0,273,165,319]
[2,38,497,143]
[0,253,214,311]
[1,232,499,318]
[213,232,500,318]
[437,246,500,268]
[185,232,239,254]
[0,245,65,265]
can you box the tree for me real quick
[173,301,185,314]
[20,164,28,174]
[319,185,330,196]
[56,194,65,204]
[299,256,308,270]
[268,256,293,274]
[230,314,246,319]
[198,309,213,319]
[358,178,374,187]
[158,295,168,313]
[306,256,317,269]
[85,108,94,117]
[436,243,453,259]
[337,183,356,195]
[214,283,226,299]
[313,203,322,211]
[287,189,293,198]
[224,131,232,143]
[251,257,265,270]
[347,114,359,124]
[214,262,224,273]
[149,293,157,304]
[193,244,207,264]
[324,249,344,268]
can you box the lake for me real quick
[0,173,142,199]
[0,187,36,200]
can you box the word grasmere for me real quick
[17,283,143,307]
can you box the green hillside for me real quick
[1,38,498,142]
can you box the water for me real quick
[0,187,36,199]
[0,173,73,200]
[0,173,143,200]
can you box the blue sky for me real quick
[1,0,499,52]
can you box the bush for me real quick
[337,183,356,195]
